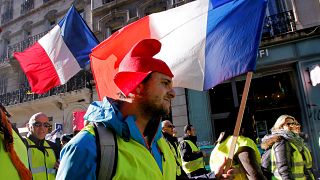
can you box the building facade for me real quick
[1,0,320,172]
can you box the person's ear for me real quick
[136,88,140,94]
[27,123,32,132]
[134,84,144,95]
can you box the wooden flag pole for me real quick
[225,71,253,170]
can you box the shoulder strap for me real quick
[92,122,118,180]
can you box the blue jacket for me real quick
[56,98,163,180]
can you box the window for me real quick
[210,72,301,138]
[263,0,295,38]
[78,9,85,19]
[21,0,34,15]
[1,0,13,24]
[49,20,56,29]
[266,0,292,16]
[45,10,57,30]
[24,30,31,39]
[0,76,8,94]
[2,38,10,58]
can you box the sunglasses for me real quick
[285,122,300,126]
[33,122,51,128]
[166,125,175,128]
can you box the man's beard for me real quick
[139,95,170,118]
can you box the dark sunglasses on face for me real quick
[285,122,300,126]
[33,122,51,128]
[166,125,175,128]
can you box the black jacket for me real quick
[180,135,203,162]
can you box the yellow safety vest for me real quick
[302,146,315,180]
[0,130,29,180]
[26,138,56,180]
[166,139,183,176]
[84,124,176,180]
[210,135,261,180]
[271,142,315,180]
[180,139,205,174]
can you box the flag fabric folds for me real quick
[14,6,98,94]
[91,0,267,100]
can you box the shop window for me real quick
[209,83,234,114]
[210,72,301,139]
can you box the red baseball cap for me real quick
[114,39,174,96]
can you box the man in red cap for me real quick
[57,39,232,180]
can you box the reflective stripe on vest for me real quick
[180,140,205,174]
[271,142,305,180]
[26,138,56,180]
[209,136,261,180]
[0,131,29,179]
[84,124,176,180]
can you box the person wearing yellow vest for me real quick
[25,112,60,180]
[0,104,32,180]
[162,120,188,178]
[262,115,315,180]
[180,124,208,177]
[210,107,266,180]
[57,39,177,180]
[57,39,233,180]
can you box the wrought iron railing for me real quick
[0,71,93,106]
[262,10,296,39]
[21,0,34,15]
[6,31,49,58]
[1,10,13,24]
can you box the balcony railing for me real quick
[6,31,49,58]
[0,71,93,106]
[21,0,34,15]
[262,10,296,39]
[1,10,13,24]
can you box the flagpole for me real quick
[225,71,253,170]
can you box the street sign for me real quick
[55,123,63,131]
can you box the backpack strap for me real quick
[92,122,118,180]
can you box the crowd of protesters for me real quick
[0,39,317,180]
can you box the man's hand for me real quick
[54,159,60,169]
[214,157,240,180]
[202,151,207,157]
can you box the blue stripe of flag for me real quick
[204,0,267,90]
[58,6,99,69]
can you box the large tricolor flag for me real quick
[14,6,98,94]
[91,0,267,100]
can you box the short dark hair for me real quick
[184,124,193,133]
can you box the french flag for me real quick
[14,6,98,94]
[91,0,267,100]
